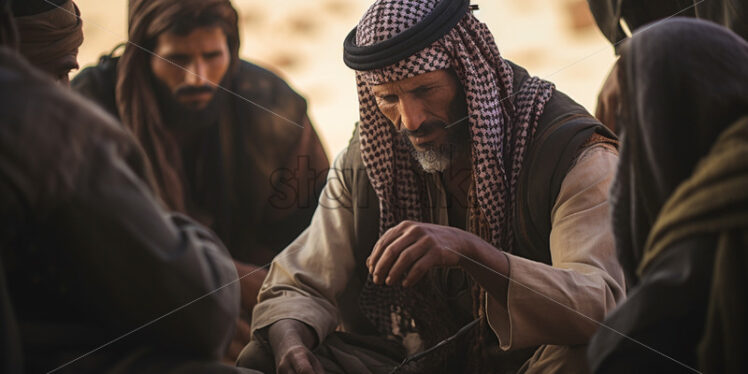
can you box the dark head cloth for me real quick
[11,0,67,16]
[116,0,239,211]
[343,0,469,70]
[587,0,747,48]
[12,0,82,68]
[347,0,556,369]
[610,18,748,285]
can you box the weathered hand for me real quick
[276,344,324,374]
[269,319,322,374]
[366,221,481,287]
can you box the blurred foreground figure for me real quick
[9,0,82,84]
[72,0,329,360]
[588,18,748,373]
[587,0,747,46]
[240,1,625,373]
[588,0,748,133]
[0,2,259,373]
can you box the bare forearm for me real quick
[459,238,510,309]
[268,319,318,356]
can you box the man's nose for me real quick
[185,58,209,86]
[399,98,427,132]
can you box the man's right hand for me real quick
[269,319,324,374]
[276,344,324,374]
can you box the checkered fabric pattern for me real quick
[354,0,555,349]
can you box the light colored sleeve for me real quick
[250,149,356,344]
[486,145,626,350]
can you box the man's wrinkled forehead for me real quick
[369,69,452,93]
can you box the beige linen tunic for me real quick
[251,144,625,371]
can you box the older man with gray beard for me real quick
[241,1,625,373]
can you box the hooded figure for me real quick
[0,42,261,373]
[587,0,747,46]
[243,1,625,373]
[588,18,748,373]
[588,0,747,132]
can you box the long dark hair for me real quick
[115,0,240,211]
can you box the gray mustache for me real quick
[400,121,447,137]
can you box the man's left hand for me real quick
[366,221,480,287]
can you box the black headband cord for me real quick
[343,0,471,71]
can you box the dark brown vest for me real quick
[337,63,617,335]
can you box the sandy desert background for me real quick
[72,0,617,157]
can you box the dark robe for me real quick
[238,61,616,374]
[0,47,256,373]
[72,55,330,266]
[588,19,748,373]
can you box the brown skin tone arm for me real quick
[458,236,511,309]
[268,319,324,374]
[367,221,510,309]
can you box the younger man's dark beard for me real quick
[174,84,215,98]
[152,77,221,131]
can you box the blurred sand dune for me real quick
[73,0,616,157]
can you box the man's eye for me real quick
[169,56,190,66]
[378,95,398,104]
[414,86,433,95]
[204,52,222,60]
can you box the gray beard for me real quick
[411,147,453,173]
[408,138,469,174]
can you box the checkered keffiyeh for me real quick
[353,0,555,362]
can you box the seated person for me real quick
[589,0,747,134]
[0,2,257,372]
[71,0,329,360]
[240,1,625,373]
[587,18,748,373]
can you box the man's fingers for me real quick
[367,227,393,271]
[385,240,430,286]
[289,352,316,374]
[401,251,440,287]
[372,232,418,284]
[276,360,294,374]
[368,221,409,271]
